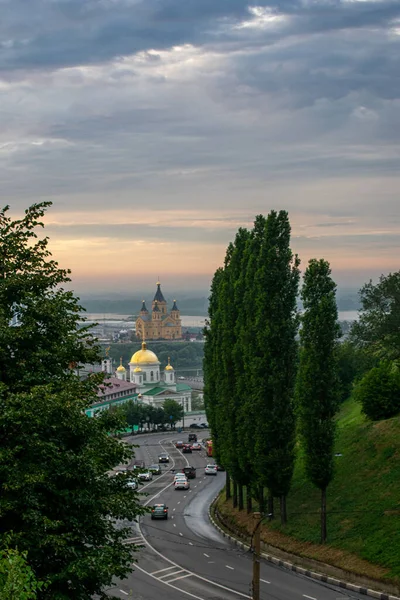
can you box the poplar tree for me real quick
[252,212,300,523]
[296,258,340,543]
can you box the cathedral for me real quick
[135,281,182,340]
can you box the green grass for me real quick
[269,397,400,580]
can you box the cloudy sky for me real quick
[2,0,399,295]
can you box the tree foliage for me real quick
[353,361,400,421]
[162,398,184,427]
[0,545,46,600]
[296,259,340,542]
[350,271,400,361]
[0,203,145,599]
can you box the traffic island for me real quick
[209,493,400,600]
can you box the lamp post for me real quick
[146,415,150,431]
[182,399,185,431]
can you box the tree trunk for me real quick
[238,483,244,511]
[225,472,231,501]
[280,495,287,525]
[321,487,327,544]
[233,481,238,508]
[246,486,253,514]
[268,493,274,520]
[258,487,265,513]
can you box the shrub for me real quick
[353,361,400,420]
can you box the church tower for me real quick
[152,281,167,315]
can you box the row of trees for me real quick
[204,213,400,543]
[0,204,145,599]
[204,212,340,542]
[119,398,184,431]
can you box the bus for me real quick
[206,439,213,457]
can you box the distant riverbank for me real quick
[80,312,358,326]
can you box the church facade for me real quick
[135,282,182,340]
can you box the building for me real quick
[135,281,182,340]
[86,342,192,416]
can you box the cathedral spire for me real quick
[153,281,166,304]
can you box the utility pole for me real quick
[252,512,261,600]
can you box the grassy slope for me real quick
[219,398,400,584]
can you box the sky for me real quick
[2,0,400,295]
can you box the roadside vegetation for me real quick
[204,211,400,587]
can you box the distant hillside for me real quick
[79,295,209,316]
[217,398,400,588]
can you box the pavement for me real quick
[106,431,387,600]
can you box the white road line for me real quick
[119,590,129,596]
[159,569,184,580]
[173,524,176,527]
[226,565,234,570]
[151,566,176,575]
[173,508,176,511]
[189,542,193,546]
[168,573,192,583]
[303,595,317,600]
[203,553,210,558]
[179,533,183,536]
[260,579,270,584]
[134,563,206,600]
[177,501,181,505]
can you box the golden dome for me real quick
[164,356,174,371]
[116,357,126,372]
[130,341,159,365]
[134,366,142,373]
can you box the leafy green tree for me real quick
[350,271,400,361]
[0,203,145,598]
[336,341,377,402]
[353,361,400,421]
[0,545,46,600]
[296,259,340,543]
[252,212,300,523]
[162,399,183,428]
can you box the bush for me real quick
[353,361,400,420]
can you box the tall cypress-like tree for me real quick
[252,212,300,523]
[296,258,340,543]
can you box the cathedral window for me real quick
[150,371,154,381]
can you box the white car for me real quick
[126,480,138,490]
[138,471,153,481]
[174,478,190,490]
[205,464,217,476]
[173,473,187,483]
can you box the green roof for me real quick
[176,383,192,391]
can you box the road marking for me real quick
[173,508,176,511]
[119,591,129,596]
[173,524,176,527]
[303,596,317,600]
[260,579,270,584]
[226,565,234,570]
[179,533,183,536]
[189,542,193,545]
[159,569,184,580]
[168,573,192,583]
[203,553,210,558]
[177,501,181,505]
[151,566,176,575]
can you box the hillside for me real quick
[217,397,400,586]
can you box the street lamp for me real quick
[146,415,150,431]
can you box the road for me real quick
[107,432,371,600]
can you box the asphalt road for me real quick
[107,432,372,600]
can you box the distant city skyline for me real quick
[3,1,399,293]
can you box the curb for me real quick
[208,497,400,600]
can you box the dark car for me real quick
[149,464,162,475]
[200,423,209,428]
[133,460,145,469]
[216,464,225,471]
[182,466,196,479]
[158,453,170,463]
[151,503,168,520]
[182,444,192,453]
[188,433,197,442]
[189,423,202,429]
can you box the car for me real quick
[138,470,153,481]
[178,376,185,380]
[151,503,169,520]
[133,460,145,469]
[205,464,218,476]
[173,473,187,483]
[188,433,197,442]
[216,464,225,472]
[158,453,170,463]
[174,478,190,490]
[182,444,192,453]
[189,423,202,429]
[175,441,184,448]
[126,480,138,490]
[200,423,209,428]
[182,466,196,479]
[191,443,201,451]
[148,464,162,475]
